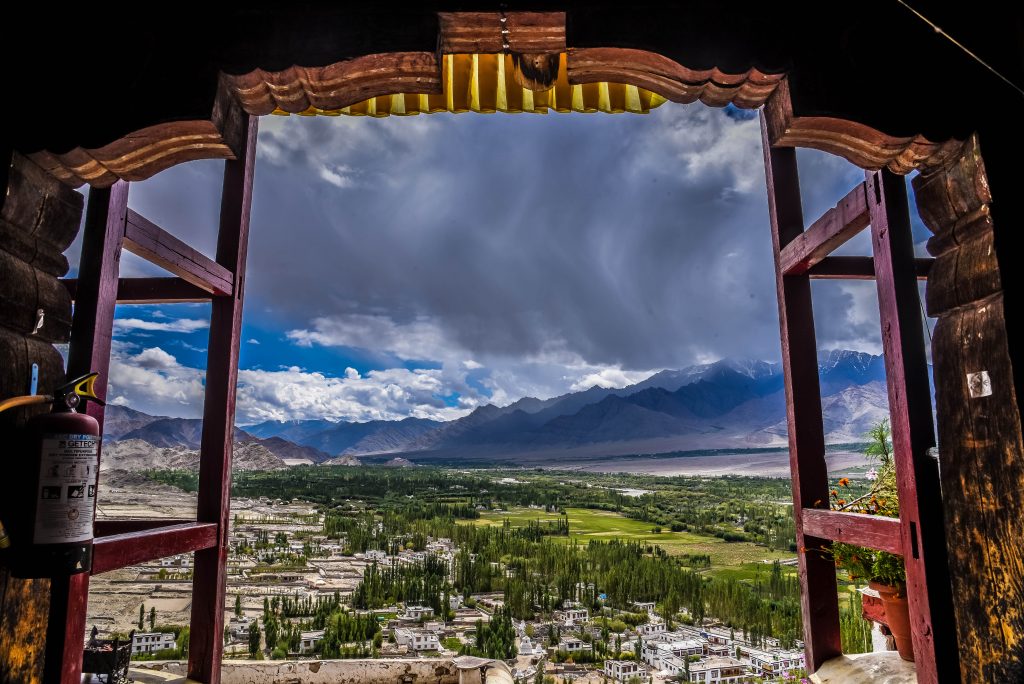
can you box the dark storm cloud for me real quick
[69,102,885,415]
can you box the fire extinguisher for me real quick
[0,373,104,578]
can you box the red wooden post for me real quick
[187,114,258,684]
[867,169,958,682]
[47,182,130,684]
[759,112,842,670]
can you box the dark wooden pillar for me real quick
[188,114,258,684]
[914,134,1024,681]
[44,182,129,684]
[0,153,83,684]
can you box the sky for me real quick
[65,101,934,425]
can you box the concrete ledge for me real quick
[810,651,916,684]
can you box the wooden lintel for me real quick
[91,522,218,575]
[780,182,869,275]
[123,209,234,296]
[802,509,903,555]
[808,256,933,280]
[62,277,214,304]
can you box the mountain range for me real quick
[104,350,893,468]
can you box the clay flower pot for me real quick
[868,580,914,661]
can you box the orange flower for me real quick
[830,489,838,497]
[836,499,846,506]
[838,478,850,487]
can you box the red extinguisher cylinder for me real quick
[8,408,101,578]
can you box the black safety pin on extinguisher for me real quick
[0,373,104,577]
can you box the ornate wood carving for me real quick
[567,48,783,109]
[438,12,565,54]
[26,77,248,189]
[224,52,442,116]
[765,79,966,175]
[913,134,1024,681]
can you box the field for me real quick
[463,506,795,578]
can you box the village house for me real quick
[299,630,325,654]
[604,660,642,681]
[636,622,666,637]
[130,632,175,655]
[404,605,434,621]
[632,601,656,614]
[554,607,589,627]
[747,649,805,679]
[686,656,749,683]
[557,636,585,653]
[394,627,440,652]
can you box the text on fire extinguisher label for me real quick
[34,433,100,544]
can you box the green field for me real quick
[463,506,795,576]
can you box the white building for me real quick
[159,554,190,568]
[518,636,546,657]
[365,549,387,562]
[131,632,175,654]
[404,605,435,620]
[604,660,642,681]
[394,627,440,651]
[557,636,585,653]
[633,601,656,614]
[228,616,252,641]
[299,630,325,654]
[637,622,666,636]
[687,656,749,683]
[554,608,589,627]
[748,650,805,679]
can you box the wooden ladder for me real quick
[759,111,958,682]
[48,115,258,684]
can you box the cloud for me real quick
[94,101,884,420]
[287,314,449,361]
[107,347,206,417]
[133,347,179,369]
[115,317,208,333]
[247,338,260,345]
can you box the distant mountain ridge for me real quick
[108,350,894,465]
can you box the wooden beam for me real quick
[802,510,903,555]
[94,519,193,536]
[807,256,932,280]
[91,523,218,576]
[760,112,842,670]
[780,182,869,276]
[868,169,959,682]
[62,277,214,304]
[123,209,234,296]
[188,115,257,684]
[48,182,129,684]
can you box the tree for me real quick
[149,607,156,631]
[235,593,243,618]
[248,621,262,657]
[138,603,145,630]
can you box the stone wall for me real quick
[135,659,462,684]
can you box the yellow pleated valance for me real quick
[272,53,668,117]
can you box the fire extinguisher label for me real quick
[34,433,100,544]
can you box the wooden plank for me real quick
[802,510,903,555]
[869,170,959,683]
[808,256,932,280]
[760,111,842,671]
[123,209,234,296]
[779,181,869,276]
[62,277,213,304]
[48,182,129,684]
[91,523,218,576]
[188,115,257,684]
[94,519,193,536]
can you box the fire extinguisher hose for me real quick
[0,394,51,413]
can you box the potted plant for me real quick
[824,420,914,661]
